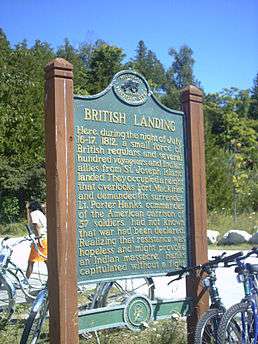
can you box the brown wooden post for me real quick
[45,58,78,344]
[181,86,209,343]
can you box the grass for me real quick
[208,210,257,236]
[0,222,27,237]
[207,210,257,250]
[0,304,31,344]
[79,318,187,344]
[209,242,255,250]
[0,316,187,344]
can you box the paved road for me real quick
[154,249,256,308]
[1,238,256,308]
[0,237,47,305]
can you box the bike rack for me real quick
[78,297,193,333]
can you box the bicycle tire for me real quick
[0,274,16,327]
[194,308,224,344]
[217,302,256,344]
[95,277,155,308]
[20,289,48,344]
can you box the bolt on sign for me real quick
[74,70,189,283]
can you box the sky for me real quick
[0,0,257,93]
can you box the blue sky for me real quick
[0,0,257,93]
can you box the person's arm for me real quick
[32,223,43,247]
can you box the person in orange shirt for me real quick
[25,201,48,282]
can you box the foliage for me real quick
[249,73,258,119]
[127,40,167,93]
[208,210,257,235]
[205,130,233,211]
[0,222,26,236]
[86,42,125,94]
[161,44,199,110]
[167,45,197,89]
[0,28,257,222]
[56,38,88,95]
[204,88,258,215]
[0,30,53,220]
[79,319,187,344]
[0,318,186,343]
[0,196,20,223]
[0,304,30,343]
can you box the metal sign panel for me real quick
[73,70,189,283]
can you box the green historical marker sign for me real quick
[46,59,208,344]
[73,70,189,284]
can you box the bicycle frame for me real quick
[32,288,48,313]
[236,258,258,343]
[0,235,47,308]
[202,264,225,310]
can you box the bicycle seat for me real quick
[246,263,258,274]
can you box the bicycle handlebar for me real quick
[238,247,258,260]
[166,251,244,282]
[0,226,47,260]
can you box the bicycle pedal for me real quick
[81,332,93,339]
[87,293,95,301]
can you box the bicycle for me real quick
[0,228,47,327]
[217,247,258,344]
[20,284,48,344]
[20,275,155,343]
[167,251,243,344]
[21,250,244,344]
[93,277,155,308]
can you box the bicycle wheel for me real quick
[78,283,102,311]
[194,308,224,344]
[217,302,256,344]
[95,277,155,308]
[20,289,48,344]
[0,274,16,327]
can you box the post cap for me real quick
[181,85,203,104]
[45,58,73,80]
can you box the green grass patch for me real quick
[209,242,255,251]
[0,317,186,344]
[0,304,30,343]
[208,210,257,235]
[79,318,187,344]
[208,211,257,250]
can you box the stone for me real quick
[249,232,258,244]
[207,230,220,244]
[218,230,252,245]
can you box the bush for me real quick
[0,196,20,223]
[0,222,26,236]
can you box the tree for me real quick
[57,38,88,95]
[167,45,198,89]
[0,32,55,219]
[205,129,233,211]
[204,89,258,214]
[161,45,199,111]
[249,73,258,119]
[86,42,125,94]
[127,40,166,92]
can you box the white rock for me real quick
[249,232,258,244]
[207,230,220,244]
[218,230,252,245]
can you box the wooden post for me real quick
[181,86,209,343]
[45,58,78,344]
